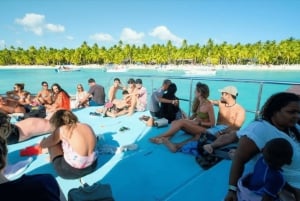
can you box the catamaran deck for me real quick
[8,106,231,201]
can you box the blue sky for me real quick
[1,0,299,49]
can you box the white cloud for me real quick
[45,24,65,33]
[90,33,114,42]
[66,36,74,41]
[15,13,65,35]
[120,28,145,44]
[0,40,5,48]
[149,26,183,46]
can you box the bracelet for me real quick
[228,185,237,192]
[172,100,175,104]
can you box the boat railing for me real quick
[1,74,299,124]
[124,74,300,121]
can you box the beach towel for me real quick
[4,157,33,180]
[195,133,237,170]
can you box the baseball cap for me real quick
[218,86,238,96]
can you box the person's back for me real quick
[62,122,96,158]
[160,83,179,123]
[88,78,105,106]
[40,110,97,179]
[149,79,172,118]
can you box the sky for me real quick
[1,0,299,49]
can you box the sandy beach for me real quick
[0,64,300,71]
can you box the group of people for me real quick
[148,81,300,200]
[150,83,245,153]
[1,76,300,200]
[95,77,148,117]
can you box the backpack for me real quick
[21,105,46,120]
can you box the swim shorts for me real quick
[52,155,97,179]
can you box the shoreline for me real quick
[0,64,300,71]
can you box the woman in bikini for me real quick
[40,109,98,179]
[150,82,216,151]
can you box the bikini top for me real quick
[197,112,209,120]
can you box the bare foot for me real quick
[149,137,163,144]
[203,144,214,154]
[162,138,178,153]
[146,117,154,127]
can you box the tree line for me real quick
[0,37,299,67]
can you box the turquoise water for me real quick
[1,67,299,127]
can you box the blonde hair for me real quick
[49,110,78,129]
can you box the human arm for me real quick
[201,103,215,127]
[224,136,260,201]
[40,129,61,148]
[232,106,246,129]
[209,99,219,106]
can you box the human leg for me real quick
[203,130,238,154]
[150,119,204,143]
[48,143,64,161]
[162,136,199,153]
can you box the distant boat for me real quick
[55,66,81,72]
[184,68,216,76]
[105,65,128,73]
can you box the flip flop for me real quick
[89,112,101,116]
[119,126,130,132]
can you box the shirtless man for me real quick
[105,90,137,117]
[34,81,53,105]
[6,83,31,105]
[158,86,245,153]
[0,112,51,145]
[0,96,26,114]
[107,78,125,103]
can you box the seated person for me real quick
[74,83,89,108]
[150,82,216,148]
[0,96,26,114]
[0,136,66,201]
[237,138,293,201]
[40,110,98,179]
[159,83,180,123]
[135,78,147,112]
[104,90,137,118]
[6,83,31,106]
[33,81,53,105]
[45,83,70,114]
[107,77,125,103]
[160,85,245,153]
[0,112,51,145]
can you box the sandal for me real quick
[119,126,130,132]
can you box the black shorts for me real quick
[6,124,20,145]
[52,155,97,179]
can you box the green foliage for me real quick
[0,38,300,66]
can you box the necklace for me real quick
[225,102,236,107]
